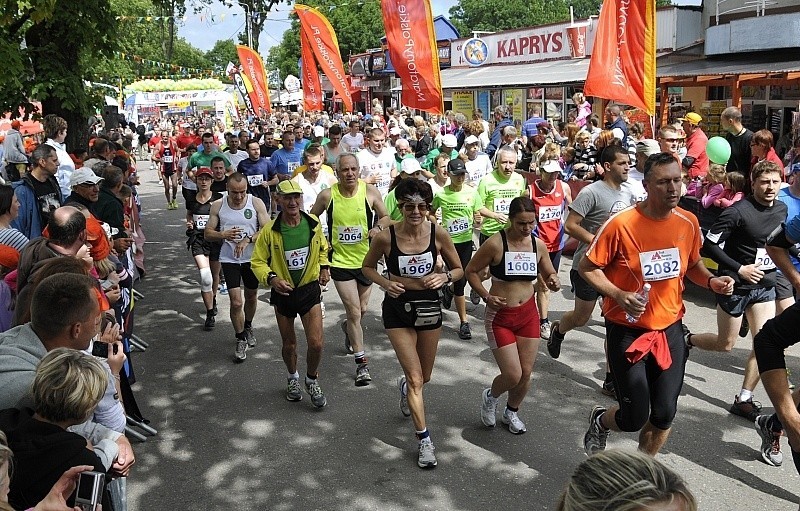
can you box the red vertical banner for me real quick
[236,45,272,116]
[294,4,353,113]
[300,31,324,112]
[380,0,443,114]
[583,0,656,114]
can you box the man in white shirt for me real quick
[357,128,396,198]
[462,135,492,186]
[340,120,364,154]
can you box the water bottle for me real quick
[626,283,651,323]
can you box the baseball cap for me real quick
[195,166,213,178]
[442,134,458,148]
[447,158,468,175]
[400,158,422,174]
[389,127,402,136]
[539,160,563,174]
[69,167,103,187]
[273,131,282,140]
[313,125,325,137]
[678,112,703,125]
[464,135,480,146]
[636,139,661,156]
[277,180,303,195]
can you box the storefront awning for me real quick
[658,54,800,82]
[441,59,590,89]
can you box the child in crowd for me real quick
[561,146,576,180]
[687,164,726,209]
[714,171,745,208]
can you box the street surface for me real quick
[126,164,799,510]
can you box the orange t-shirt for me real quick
[585,205,702,330]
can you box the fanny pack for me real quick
[404,299,442,328]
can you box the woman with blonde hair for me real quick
[557,449,697,511]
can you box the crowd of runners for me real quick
[0,99,799,509]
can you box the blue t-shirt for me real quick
[238,157,276,207]
[270,147,303,177]
[778,187,800,271]
[523,116,545,137]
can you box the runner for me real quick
[238,139,277,214]
[547,146,637,397]
[309,153,391,385]
[688,161,786,420]
[152,129,180,209]
[385,159,424,221]
[467,197,560,434]
[581,152,733,456]
[357,128,396,199]
[431,158,480,339]
[529,159,572,340]
[462,135,492,186]
[362,177,464,468]
[251,180,331,408]
[323,125,344,166]
[204,173,270,362]
[188,132,232,175]
[178,144,198,206]
[184,166,223,330]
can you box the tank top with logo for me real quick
[327,181,373,269]
[218,194,259,263]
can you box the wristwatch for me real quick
[446,270,453,283]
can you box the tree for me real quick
[205,39,239,73]
[267,0,384,84]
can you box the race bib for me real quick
[376,175,391,192]
[505,251,537,276]
[446,217,470,236]
[285,246,309,270]
[337,225,363,244]
[640,248,680,281]
[247,174,264,187]
[493,198,512,215]
[192,214,209,229]
[162,155,173,163]
[755,247,776,270]
[538,205,562,223]
[287,161,300,175]
[398,252,434,278]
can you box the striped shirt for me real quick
[0,228,28,252]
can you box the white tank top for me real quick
[218,194,259,263]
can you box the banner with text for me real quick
[226,62,256,117]
[583,0,656,114]
[300,30,324,112]
[380,0,443,114]
[236,45,271,116]
[295,4,353,112]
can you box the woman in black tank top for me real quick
[466,197,560,435]
[362,179,464,469]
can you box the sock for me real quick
[595,413,608,431]
[288,371,299,380]
[540,318,548,324]
[486,388,497,401]
[305,373,317,385]
[416,429,430,441]
[505,404,519,413]
[244,319,253,329]
[739,389,753,402]
[235,331,246,340]
[767,413,784,433]
[206,309,214,315]
[354,351,367,365]
[401,379,407,396]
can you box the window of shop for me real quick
[545,87,564,121]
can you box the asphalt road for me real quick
[125,164,799,510]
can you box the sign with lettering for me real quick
[452,25,570,67]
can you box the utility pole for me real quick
[243,3,253,48]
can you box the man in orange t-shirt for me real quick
[579,153,734,457]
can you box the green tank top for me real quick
[280,216,311,286]
[328,181,372,269]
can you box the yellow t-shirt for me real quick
[291,163,335,178]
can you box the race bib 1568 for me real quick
[446,217,470,235]
[493,198,512,214]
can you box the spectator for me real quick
[11,144,63,240]
[572,93,592,129]
[750,129,784,171]
[2,121,27,183]
[486,105,513,159]
[91,166,132,254]
[42,115,75,199]
[0,185,28,252]
[63,167,103,210]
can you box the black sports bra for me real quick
[489,230,538,282]
[386,225,437,279]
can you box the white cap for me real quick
[70,167,104,187]
[442,134,457,147]
[313,125,325,137]
[539,160,563,174]
[464,135,480,146]
[389,127,402,136]
[400,158,422,174]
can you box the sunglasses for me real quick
[400,203,429,212]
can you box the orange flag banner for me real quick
[380,0,443,114]
[294,4,353,113]
[300,30,324,112]
[236,45,271,115]
[583,0,656,114]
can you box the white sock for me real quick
[288,371,299,380]
[739,389,753,402]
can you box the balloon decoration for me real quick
[706,136,732,165]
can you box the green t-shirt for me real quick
[424,148,459,174]
[188,151,231,171]
[384,189,403,221]
[280,216,311,286]
[477,171,527,236]
[432,185,480,244]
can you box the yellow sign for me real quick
[451,91,474,119]
[168,100,190,108]
[510,89,525,124]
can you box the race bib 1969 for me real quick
[755,247,776,270]
[505,251,537,276]
[285,246,309,270]
[538,205,562,223]
[193,214,209,229]
[398,252,434,278]
[493,198,512,214]
[446,217,470,235]
[639,248,680,281]
[337,226,363,244]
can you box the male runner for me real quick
[238,139,277,213]
[153,129,180,209]
[357,128,396,199]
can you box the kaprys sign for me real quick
[452,22,590,67]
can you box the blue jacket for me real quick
[11,174,64,240]
[606,117,629,147]
[487,118,513,158]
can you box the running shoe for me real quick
[219,283,228,295]
[417,439,437,468]
[441,284,454,310]
[158,179,163,185]
[165,202,173,210]
[755,415,783,466]
[584,406,609,456]
[501,409,527,434]
[469,288,481,305]
[458,321,472,340]
[305,380,327,407]
[234,339,247,362]
[730,395,762,421]
[204,313,215,331]
[320,300,326,319]
[244,326,256,348]
[547,321,565,359]
[342,320,353,354]
[539,320,551,341]
[398,376,411,417]
[480,388,498,427]
[212,298,218,316]
[739,317,749,338]
[172,200,179,209]
[682,323,693,350]
[286,378,303,402]
[601,377,616,398]
[355,363,371,386]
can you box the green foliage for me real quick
[205,39,239,72]
[267,0,383,83]
[127,78,226,91]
